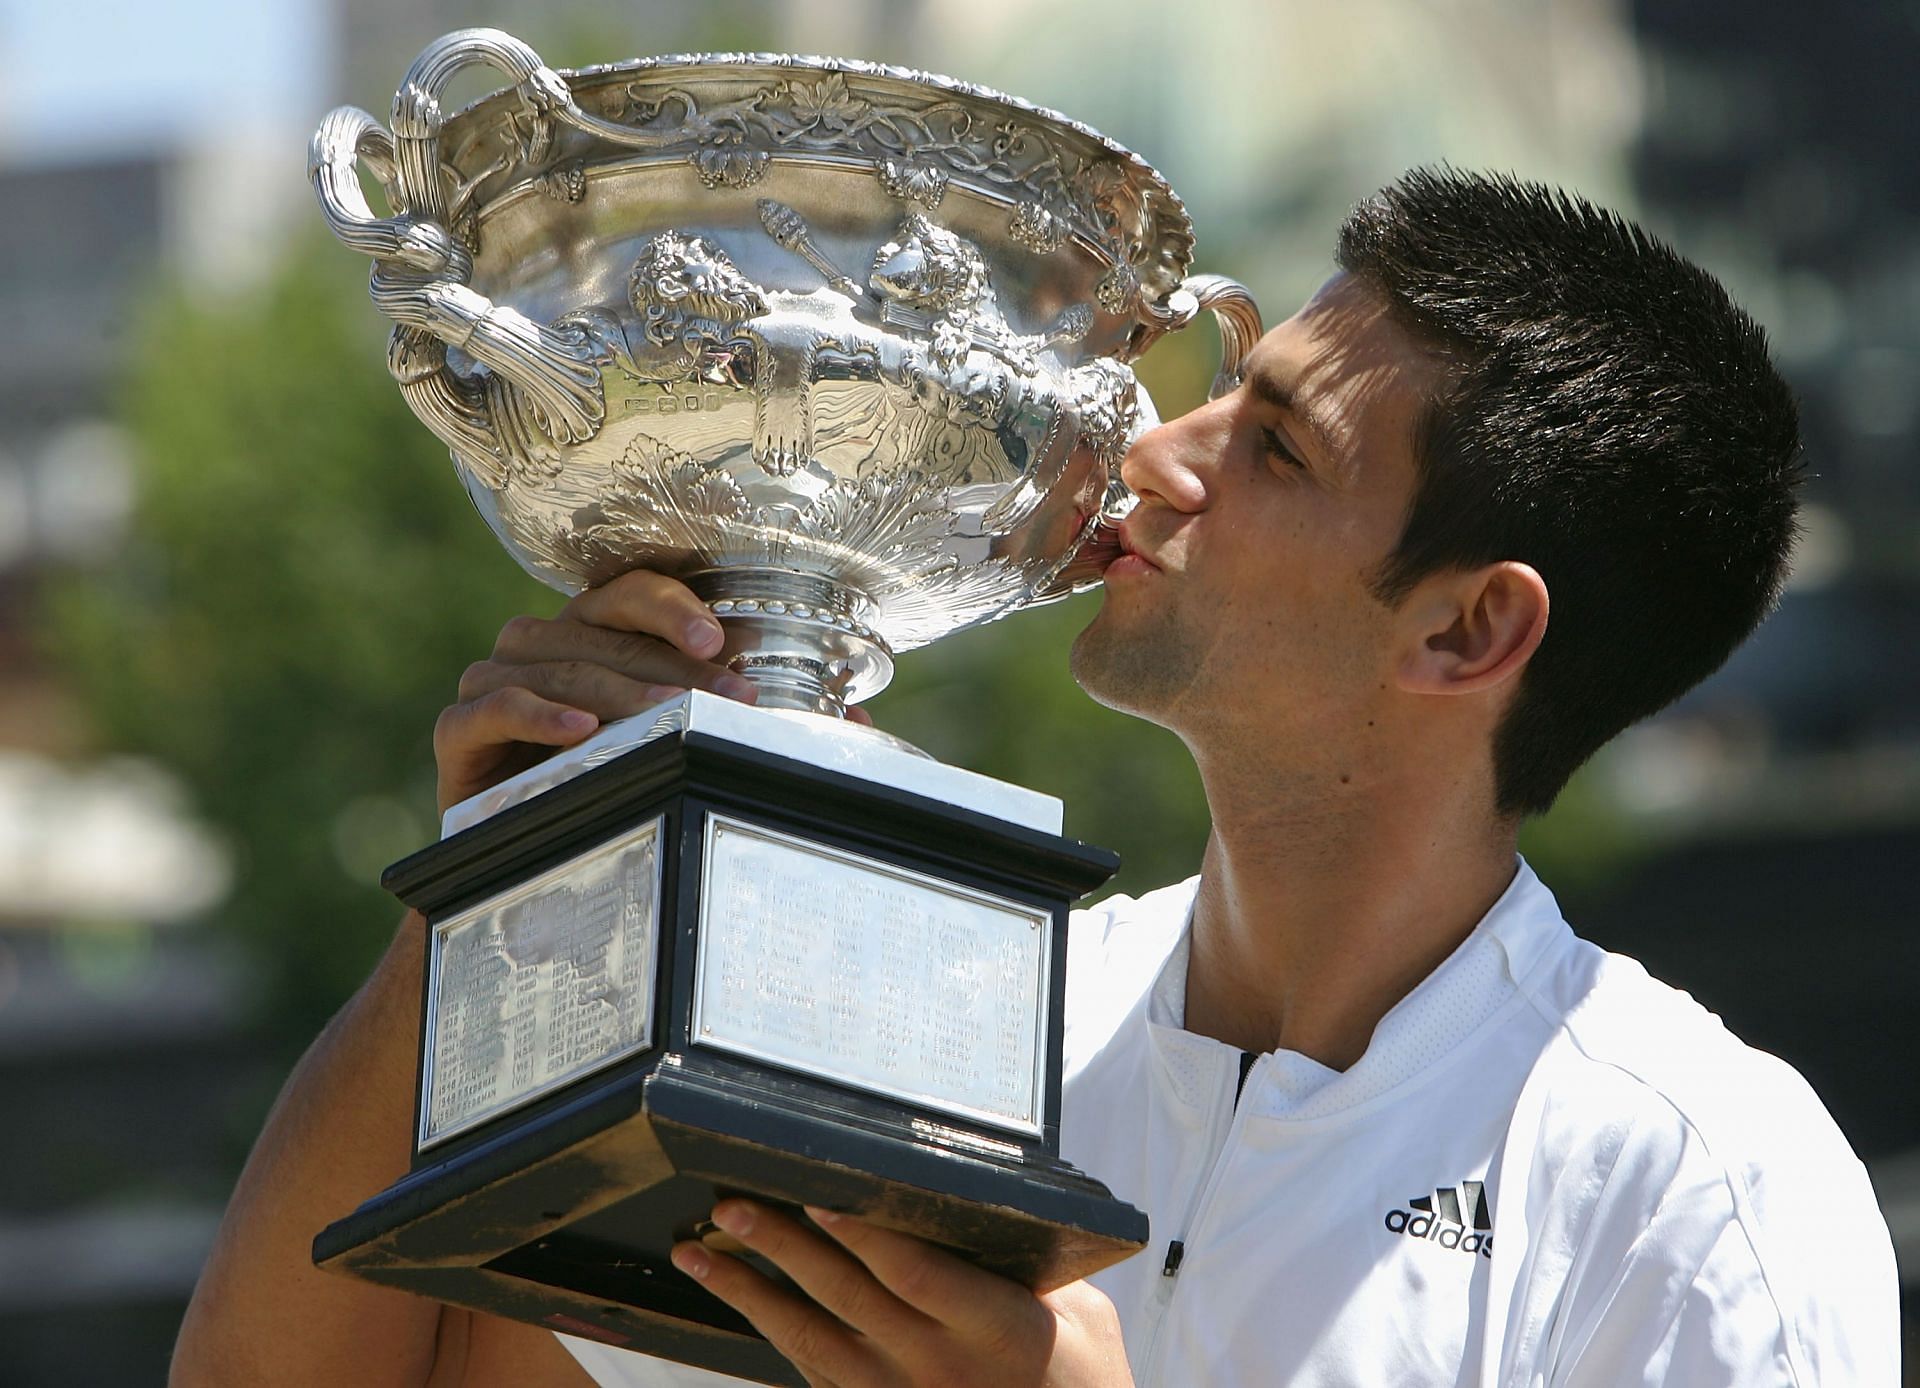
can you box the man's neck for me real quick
[1180,752,1519,1069]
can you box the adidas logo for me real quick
[1383,1180,1493,1257]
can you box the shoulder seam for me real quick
[1512,964,1813,1385]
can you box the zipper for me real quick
[1136,1048,1257,1384]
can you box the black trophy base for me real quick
[314,699,1147,1385]
[317,1056,1142,1385]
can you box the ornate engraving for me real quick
[537,158,586,203]
[1009,200,1070,254]
[775,72,871,133]
[787,469,954,565]
[1042,304,1094,350]
[1068,358,1141,464]
[690,133,770,189]
[870,214,995,371]
[377,229,772,484]
[626,230,769,362]
[878,157,949,210]
[536,436,964,607]
[1096,262,1142,316]
[756,199,861,298]
[311,32,1261,714]
[591,67,1181,295]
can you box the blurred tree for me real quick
[46,241,565,1044]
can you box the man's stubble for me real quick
[1069,593,1205,721]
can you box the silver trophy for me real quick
[308,30,1259,1382]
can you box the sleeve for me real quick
[1552,1208,1794,1386]
[1545,1127,1898,1387]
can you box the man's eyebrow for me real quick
[1246,368,1339,465]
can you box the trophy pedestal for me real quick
[314,693,1148,1386]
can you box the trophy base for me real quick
[315,1058,1143,1386]
[315,693,1147,1384]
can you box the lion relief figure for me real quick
[868,213,1007,372]
[571,230,837,476]
[559,229,771,392]
[627,231,769,360]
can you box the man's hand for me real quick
[435,571,875,812]
[433,571,756,813]
[670,1200,1133,1388]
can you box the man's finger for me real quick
[432,686,599,812]
[456,658,696,722]
[705,1201,930,1346]
[484,621,757,704]
[802,1207,1043,1342]
[434,686,597,761]
[670,1241,880,1387]
[561,571,727,658]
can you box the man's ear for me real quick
[1396,562,1548,696]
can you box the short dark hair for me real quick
[1336,168,1803,818]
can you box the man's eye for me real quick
[1260,426,1304,469]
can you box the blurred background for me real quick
[0,0,1913,1380]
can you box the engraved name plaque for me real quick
[694,815,1050,1136]
[420,818,664,1147]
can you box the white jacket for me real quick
[565,861,1898,1385]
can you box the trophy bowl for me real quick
[306,30,1262,1382]
[311,29,1261,715]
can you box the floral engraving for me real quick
[1096,262,1142,316]
[690,134,770,189]
[542,438,970,612]
[537,159,587,203]
[878,157,949,210]
[775,73,870,134]
[1009,200,1070,254]
[590,71,1176,307]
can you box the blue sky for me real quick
[0,0,329,163]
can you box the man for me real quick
[172,170,1897,1386]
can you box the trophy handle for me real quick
[388,29,573,223]
[309,106,471,278]
[1131,273,1264,400]
[307,31,607,449]
[1178,274,1264,400]
[1030,275,1265,601]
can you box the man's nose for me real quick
[1120,406,1219,513]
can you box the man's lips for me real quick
[1106,520,1162,575]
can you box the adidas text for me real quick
[1383,1208,1493,1256]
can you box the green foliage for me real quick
[1516,756,1650,898]
[47,241,560,1039]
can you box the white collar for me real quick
[1144,858,1571,1121]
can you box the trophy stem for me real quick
[685,569,894,719]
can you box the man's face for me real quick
[1072,273,1451,768]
